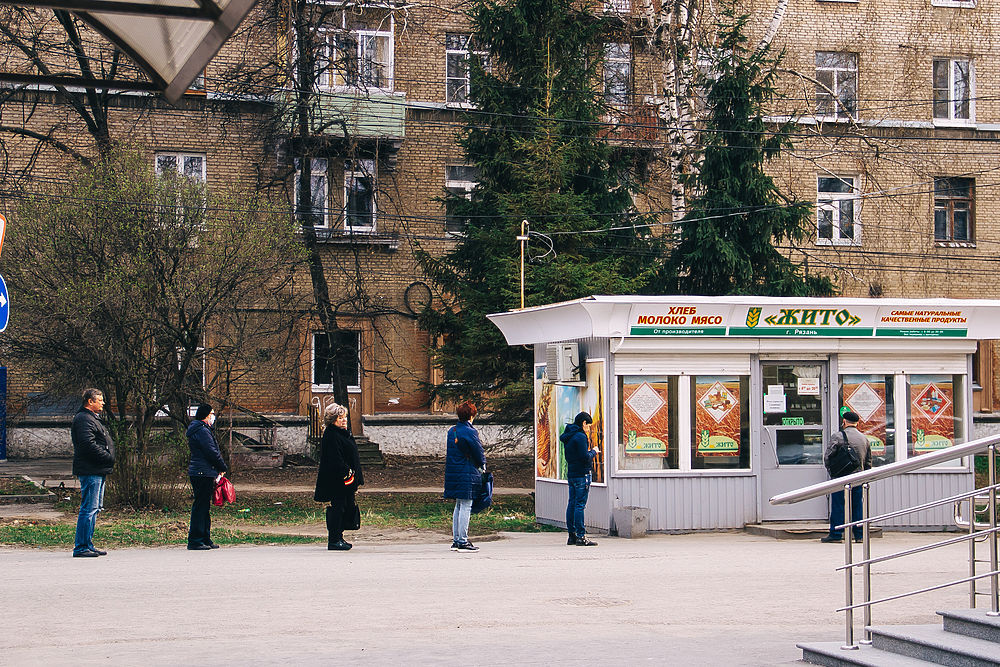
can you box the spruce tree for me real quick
[418,0,666,416]
[672,13,835,297]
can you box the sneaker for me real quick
[450,542,461,551]
[72,550,100,558]
[454,541,479,552]
[820,535,843,543]
[187,544,213,551]
[567,534,577,545]
[575,537,598,546]
[91,548,108,556]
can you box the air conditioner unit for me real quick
[545,342,583,383]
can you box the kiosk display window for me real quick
[618,376,678,470]
[907,374,966,459]
[839,374,895,467]
[534,361,607,482]
[691,375,750,469]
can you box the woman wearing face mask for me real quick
[186,403,228,550]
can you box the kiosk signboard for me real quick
[626,301,979,338]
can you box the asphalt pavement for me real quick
[1,531,972,665]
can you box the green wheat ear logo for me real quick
[746,307,761,328]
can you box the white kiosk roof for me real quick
[487,295,1000,346]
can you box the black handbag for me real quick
[342,500,361,531]
[471,471,494,515]
[826,429,862,479]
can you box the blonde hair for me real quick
[323,403,348,426]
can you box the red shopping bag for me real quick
[213,476,235,506]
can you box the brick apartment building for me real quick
[2,0,1000,457]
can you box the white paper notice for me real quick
[763,394,787,413]
[797,377,820,396]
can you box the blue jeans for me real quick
[452,498,473,544]
[74,475,106,555]
[829,484,864,540]
[566,473,591,538]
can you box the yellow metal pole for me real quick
[517,220,529,310]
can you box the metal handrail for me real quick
[770,432,1000,506]
[834,525,1000,571]
[769,434,999,651]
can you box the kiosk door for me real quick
[760,362,830,521]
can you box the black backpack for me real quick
[826,429,862,479]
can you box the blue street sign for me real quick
[0,273,7,332]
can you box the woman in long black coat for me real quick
[314,403,364,551]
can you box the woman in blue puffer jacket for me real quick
[444,401,485,552]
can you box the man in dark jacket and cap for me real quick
[71,388,116,557]
[822,410,872,543]
[561,411,599,546]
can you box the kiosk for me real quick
[487,296,1000,532]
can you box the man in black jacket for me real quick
[71,388,115,557]
[561,411,599,546]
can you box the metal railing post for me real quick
[842,482,858,650]
[969,495,978,609]
[989,444,999,616]
[862,483,871,643]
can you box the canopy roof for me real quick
[1,0,258,102]
[487,295,1000,345]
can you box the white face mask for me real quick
[206,414,216,426]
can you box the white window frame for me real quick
[155,152,206,182]
[814,51,858,121]
[816,175,861,245]
[344,158,376,233]
[294,158,330,228]
[311,331,361,392]
[444,164,479,235]
[604,42,632,109]
[933,58,974,125]
[930,0,975,7]
[320,23,394,91]
[603,0,632,13]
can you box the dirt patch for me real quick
[237,454,534,491]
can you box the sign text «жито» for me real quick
[762,308,861,327]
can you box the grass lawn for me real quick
[0,492,558,549]
[0,476,50,496]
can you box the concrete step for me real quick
[799,641,936,666]
[870,624,1000,666]
[939,609,1000,644]
[745,521,882,540]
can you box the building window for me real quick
[933,58,973,122]
[155,153,206,182]
[690,376,750,470]
[815,51,857,119]
[604,43,632,108]
[294,158,329,228]
[155,153,206,225]
[322,29,393,90]
[839,374,895,467]
[312,330,361,391]
[444,164,479,234]
[618,375,679,470]
[344,159,376,232]
[906,374,966,462]
[934,177,974,243]
[817,175,860,244]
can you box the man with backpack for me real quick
[821,410,872,543]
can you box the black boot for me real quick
[326,506,340,550]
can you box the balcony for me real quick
[600,103,660,145]
[308,89,406,141]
